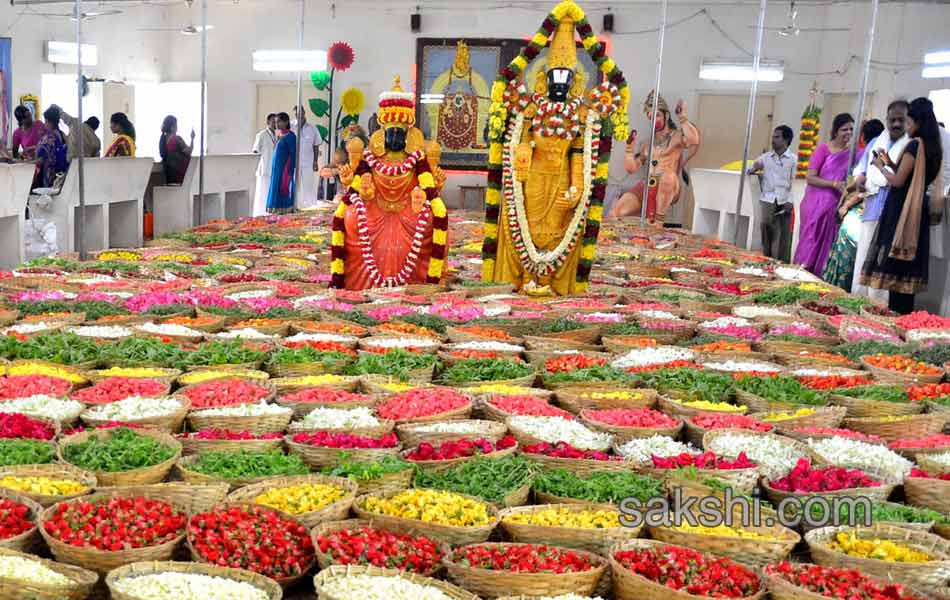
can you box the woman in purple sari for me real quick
[794,113,854,275]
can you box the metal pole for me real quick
[733,0,767,246]
[640,0,668,227]
[197,0,207,225]
[294,0,304,210]
[75,0,86,260]
[849,0,879,170]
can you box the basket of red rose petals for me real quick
[644,451,760,495]
[443,542,607,599]
[285,431,401,469]
[396,419,508,448]
[843,413,949,444]
[762,458,895,504]
[403,435,518,473]
[904,468,950,514]
[764,560,933,600]
[609,539,764,600]
[683,413,773,447]
[0,488,42,554]
[178,429,285,455]
[311,518,450,576]
[519,442,629,478]
[39,493,188,574]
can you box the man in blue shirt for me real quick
[851,100,909,300]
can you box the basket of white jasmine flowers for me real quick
[288,406,394,438]
[359,336,442,355]
[506,416,613,452]
[133,321,206,343]
[0,546,97,600]
[187,401,293,436]
[80,395,190,432]
[0,394,85,427]
[314,565,478,600]
[106,560,281,600]
[704,429,827,480]
[806,436,913,484]
[613,434,697,467]
[65,325,135,340]
[397,419,509,448]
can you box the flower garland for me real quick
[330,157,447,289]
[501,109,600,277]
[796,103,821,178]
[482,0,627,291]
[531,96,582,140]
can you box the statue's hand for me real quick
[411,186,427,213]
[319,166,335,179]
[359,174,376,200]
[514,142,532,182]
[338,164,354,186]
[555,186,581,210]
[675,99,688,120]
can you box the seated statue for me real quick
[330,76,448,290]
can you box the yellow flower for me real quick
[505,507,620,529]
[575,282,588,294]
[482,258,496,279]
[331,230,345,247]
[362,489,492,527]
[433,229,447,246]
[582,36,598,50]
[583,391,641,400]
[489,144,503,165]
[595,162,609,181]
[0,475,87,497]
[600,58,616,75]
[331,259,345,275]
[278,374,345,387]
[179,369,269,385]
[98,250,140,262]
[531,32,548,46]
[676,399,747,413]
[431,198,447,218]
[334,202,348,219]
[340,87,365,117]
[763,407,816,422]
[254,483,344,515]
[428,258,445,278]
[830,533,932,563]
[467,384,534,395]
[484,222,498,240]
[350,174,362,191]
[7,363,86,384]
[485,188,501,207]
[512,55,528,72]
[417,172,435,190]
[94,367,167,378]
[588,205,603,223]
[378,382,415,392]
[673,523,780,540]
[491,82,505,104]
[581,243,596,261]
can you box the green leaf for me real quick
[340,114,357,128]
[316,125,329,140]
[309,98,330,117]
[310,70,331,90]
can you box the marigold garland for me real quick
[482,0,626,291]
[796,103,821,178]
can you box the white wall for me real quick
[0,3,169,108]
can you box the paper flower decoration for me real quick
[340,87,365,117]
[328,41,355,72]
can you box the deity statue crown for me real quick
[378,75,416,126]
[452,40,471,76]
[643,89,669,114]
[547,13,578,70]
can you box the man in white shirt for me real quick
[291,105,322,209]
[251,113,278,216]
[748,125,796,262]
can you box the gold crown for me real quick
[378,75,416,127]
[644,90,669,113]
[547,14,577,70]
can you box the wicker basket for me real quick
[342,467,415,497]
[57,428,181,487]
[555,388,657,414]
[656,394,747,420]
[703,428,827,480]
[648,519,799,567]
[277,392,380,419]
[285,435,401,469]
[609,539,766,600]
[522,452,631,477]
[805,524,950,590]
[0,489,42,553]
[644,465,760,495]
[93,483,228,515]
[288,416,394,438]
[39,492,188,575]
[268,358,353,378]
[311,518,451,576]
[507,419,612,454]
[86,367,181,385]
[762,475,895,505]
[106,560,282,600]
[905,475,950,513]
[314,564,478,600]
[580,410,683,443]
[79,395,190,433]
[404,444,518,474]
[860,357,944,385]
[187,405,293,436]
[186,503,314,589]
[352,490,498,546]
[498,503,639,554]
[226,474,357,528]
[749,406,847,431]
[0,546,98,600]
[0,464,96,507]
[178,434,284,455]
[828,392,923,418]
[842,413,949,443]
[445,326,522,344]
[918,453,950,474]
[732,389,788,413]
[443,542,606,599]
[176,454,303,490]
[682,418,773,448]
[523,336,601,353]
[396,419,507,447]
[388,400,474,425]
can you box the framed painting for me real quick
[415,37,606,171]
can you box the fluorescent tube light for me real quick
[46,41,98,66]
[420,93,444,105]
[699,59,784,82]
[252,50,327,72]
[924,51,950,65]
[923,65,950,79]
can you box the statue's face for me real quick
[546,68,574,102]
[645,108,668,132]
[384,126,408,152]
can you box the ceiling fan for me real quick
[137,24,214,35]
[750,2,848,37]
[25,9,122,21]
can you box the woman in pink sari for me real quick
[794,113,854,275]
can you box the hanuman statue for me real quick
[609,90,700,225]
[330,76,448,290]
[480,0,629,296]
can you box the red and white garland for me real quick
[501,109,601,277]
[363,149,424,177]
[348,191,432,288]
[531,96,582,140]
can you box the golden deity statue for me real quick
[330,76,449,290]
[481,0,629,296]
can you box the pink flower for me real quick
[241,296,293,314]
[125,291,189,313]
[187,291,239,309]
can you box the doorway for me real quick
[254,82,299,143]
[692,93,775,170]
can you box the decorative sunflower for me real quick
[340,87,365,117]
[328,41,355,72]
